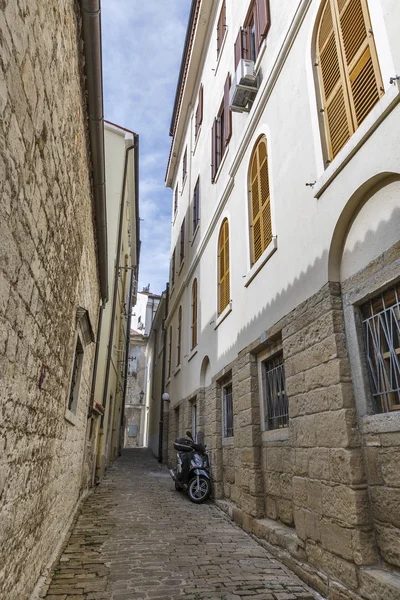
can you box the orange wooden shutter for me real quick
[335,0,383,127]
[192,279,198,349]
[211,119,217,181]
[218,219,230,314]
[317,0,353,160]
[224,74,232,145]
[250,138,272,265]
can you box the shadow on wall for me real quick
[201,172,400,369]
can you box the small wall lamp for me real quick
[162,393,170,403]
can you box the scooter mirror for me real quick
[186,431,193,440]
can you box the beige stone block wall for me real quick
[0,2,100,598]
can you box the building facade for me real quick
[164,1,400,599]
[0,1,110,598]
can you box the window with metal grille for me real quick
[218,218,230,314]
[175,406,180,438]
[177,305,182,366]
[361,284,400,413]
[191,278,198,350]
[316,0,383,162]
[223,383,233,438]
[192,401,197,441]
[68,337,84,413]
[249,136,272,265]
[193,178,200,235]
[262,353,288,429]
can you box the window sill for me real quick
[222,436,234,446]
[65,408,77,426]
[173,365,181,377]
[262,428,289,443]
[213,145,230,184]
[215,301,232,330]
[178,260,185,276]
[314,82,400,199]
[188,348,198,362]
[193,124,202,155]
[360,412,400,437]
[215,30,228,77]
[244,237,277,287]
[191,224,200,246]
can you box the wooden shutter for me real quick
[335,0,383,127]
[180,218,185,264]
[224,74,232,146]
[255,0,270,48]
[211,119,217,181]
[317,0,383,161]
[174,185,178,215]
[250,138,272,265]
[198,85,203,128]
[218,219,230,314]
[192,279,198,349]
[234,28,245,70]
[217,1,226,56]
[177,306,182,366]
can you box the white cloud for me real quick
[102,0,191,294]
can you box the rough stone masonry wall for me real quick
[0,2,100,599]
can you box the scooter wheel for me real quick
[188,475,211,504]
[175,481,184,492]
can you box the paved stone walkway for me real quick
[43,449,317,600]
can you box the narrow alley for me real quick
[42,451,316,600]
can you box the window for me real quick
[193,178,200,235]
[192,401,197,441]
[174,185,178,216]
[223,383,233,438]
[175,406,180,438]
[177,305,182,366]
[361,284,400,413]
[191,278,198,350]
[249,136,272,265]
[195,85,203,139]
[262,353,288,430]
[235,0,270,66]
[218,218,230,315]
[68,337,84,413]
[167,326,172,378]
[211,74,232,181]
[316,0,383,162]
[182,147,187,184]
[217,0,226,58]
[171,248,176,288]
[180,218,185,265]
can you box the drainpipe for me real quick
[81,0,108,302]
[101,136,138,416]
[158,283,169,463]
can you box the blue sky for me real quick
[102,1,191,295]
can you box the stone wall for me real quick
[0,2,100,598]
[169,282,400,600]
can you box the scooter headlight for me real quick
[192,454,203,467]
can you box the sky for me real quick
[101,1,192,295]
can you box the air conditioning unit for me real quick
[229,59,258,113]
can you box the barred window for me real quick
[361,284,400,413]
[68,337,84,413]
[262,353,288,429]
[223,383,233,438]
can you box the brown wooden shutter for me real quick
[192,279,198,350]
[199,85,203,127]
[224,74,232,146]
[335,0,383,127]
[234,28,244,70]
[317,0,353,160]
[217,1,226,56]
[211,119,217,181]
[255,0,270,47]
[250,138,272,265]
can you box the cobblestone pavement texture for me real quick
[43,449,317,600]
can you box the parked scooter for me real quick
[169,431,211,503]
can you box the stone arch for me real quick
[200,355,211,388]
[328,172,400,282]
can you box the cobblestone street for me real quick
[43,450,317,600]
